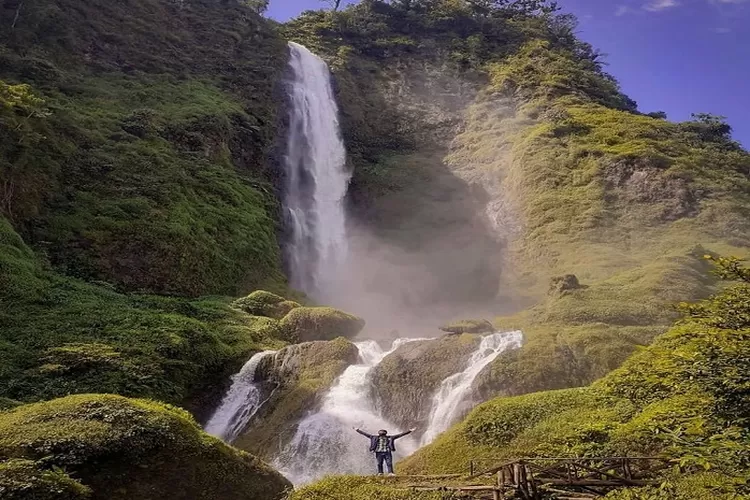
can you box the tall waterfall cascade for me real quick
[283,41,351,299]
[204,350,277,443]
[274,340,424,485]
[203,43,526,486]
[421,331,523,445]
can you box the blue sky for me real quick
[267,0,750,147]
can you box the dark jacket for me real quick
[356,429,412,452]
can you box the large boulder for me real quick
[439,319,495,334]
[279,307,365,342]
[0,394,291,500]
[371,334,481,430]
[232,291,301,320]
[548,274,584,295]
[235,338,360,459]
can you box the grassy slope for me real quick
[0,0,288,297]
[468,41,750,396]
[0,215,287,407]
[398,259,750,498]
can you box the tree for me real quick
[322,0,343,11]
[681,113,736,146]
[244,0,269,13]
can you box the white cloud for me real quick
[615,5,634,15]
[643,0,680,11]
[715,26,732,32]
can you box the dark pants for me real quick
[375,452,393,474]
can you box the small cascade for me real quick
[273,339,423,485]
[282,42,351,299]
[204,350,277,443]
[420,331,523,445]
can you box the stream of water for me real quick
[204,350,277,443]
[420,331,523,445]
[282,41,351,300]
[273,340,423,485]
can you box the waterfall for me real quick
[283,42,350,298]
[420,331,523,445]
[273,339,423,485]
[204,350,277,443]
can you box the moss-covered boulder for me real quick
[232,291,301,320]
[0,394,291,500]
[279,307,365,342]
[438,319,495,334]
[371,334,481,429]
[235,337,359,458]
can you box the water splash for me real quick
[283,42,350,299]
[204,350,277,443]
[274,339,424,485]
[420,331,523,445]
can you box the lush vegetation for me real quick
[0,0,288,296]
[400,257,750,498]
[0,394,292,499]
[0,214,288,409]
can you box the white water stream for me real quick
[204,350,277,442]
[274,340,423,485]
[283,41,351,300]
[420,331,523,445]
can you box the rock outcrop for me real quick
[235,337,359,459]
[0,394,292,500]
[439,319,495,334]
[279,307,365,342]
[232,290,301,320]
[548,274,584,295]
[370,334,481,429]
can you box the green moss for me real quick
[279,307,365,343]
[1,0,289,297]
[400,388,592,474]
[290,476,446,500]
[0,217,288,405]
[439,319,494,334]
[0,394,291,500]
[232,291,301,320]
[0,458,91,500]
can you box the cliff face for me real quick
[284,2,750,397]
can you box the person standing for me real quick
[353,427,416,475]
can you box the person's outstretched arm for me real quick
[353,427,374,438]
[392,428,416,439]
